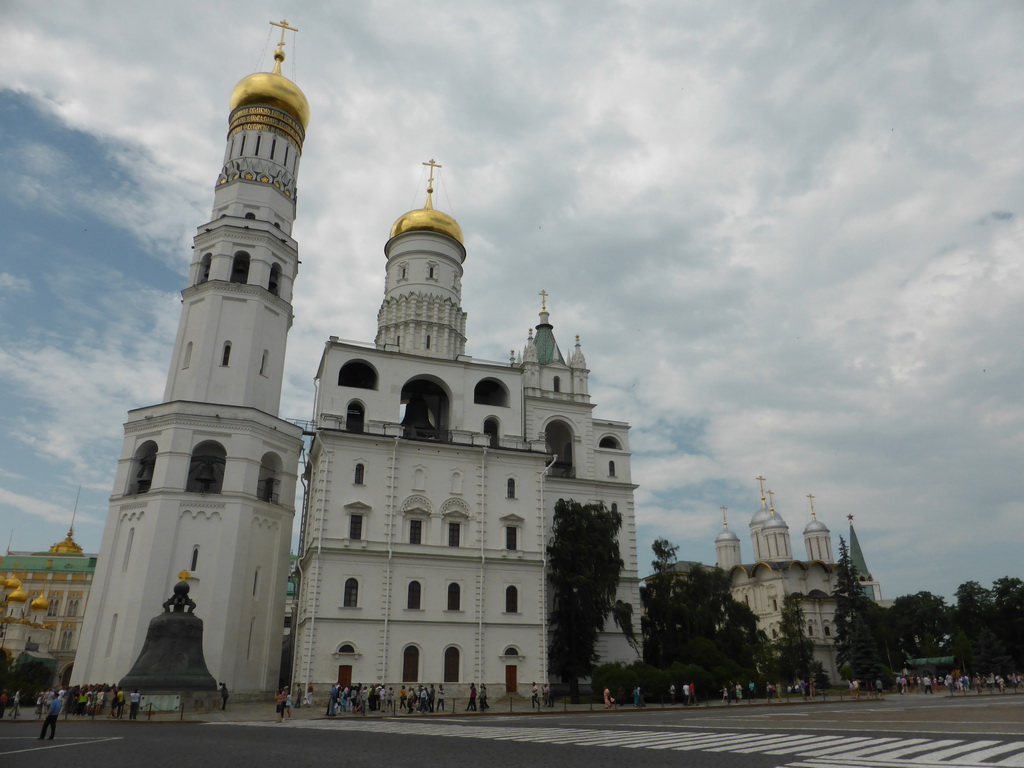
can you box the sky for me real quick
[2,1,1022,602]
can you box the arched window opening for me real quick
[230,252,250,284]
[268,263,281,296]
[505,585,518,613]
[346,402,365,433]
[130,441,158,494]
[553,376,560,392]
[258,452,282,503]
[599,436,621,450]
[221,342,232,367]
[425,334,431,350]
[338,643,356,654]
[808,623,814,636]
[773,598,778,611]
[197,253,212,285]
[407,581,422,610]
[608,460,616,477]
[473,379,508,407]
[67,598,80,617]
[47,599,60,617]
[443,647,460,682]
[400,378,450,441]
[182,341,193,369]
[259,350,269,376]
[545,420,574,478]
[402,646,419,682]
[507,478,516,499]
[60,630,74,651]
[824,625,832,637]
[503,647,519,657]
[447,583,460,611]
[186,441,227,494]
[343,578,359,607]
[483,418,499,448]
[772,628,778,639]
[244,211,256,220]
[611,503,618,514]
[354,463,365,485]
[190,546,200,571]
[338,361,378,390]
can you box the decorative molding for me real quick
[400,494,432,515]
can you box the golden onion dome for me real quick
[30,593,49,612]
[3,576,20,591]
[7,586,28,603]
[229,47,309,129]
[390,204,464,245]
[49,528,84,555]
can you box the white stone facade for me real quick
[292,226,641,697]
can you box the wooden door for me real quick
[505,665,518,693]
[337,665,352,687]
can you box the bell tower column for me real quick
[73,24,310,694]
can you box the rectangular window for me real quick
[349,514,363,540]
[409,519,422,545]
[505,526,518,551]
[448,522,461,548]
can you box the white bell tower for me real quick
[74,23,309,693]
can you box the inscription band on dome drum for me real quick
[228,106,305,151]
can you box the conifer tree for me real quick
[776,597,814,682]
[832,536,868,669]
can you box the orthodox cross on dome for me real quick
[270,19,299,48]
[720,505,729,529]
[807,493,817,519]
[755,475,767,504]
[422,158,442,200]
[767,489,776,513]
[178,570,191,582]
[539,289,548,312]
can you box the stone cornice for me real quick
[180,279,292,316]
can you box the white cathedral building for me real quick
[74,33,640,695]
[714,482,883,682]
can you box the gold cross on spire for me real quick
[539,290,548,311]
[270,19,299,48]
[807,493,817,518]
[422,159,441,194]
[755,475,767,503]
[767,489,775,513]
[720,505,729,528]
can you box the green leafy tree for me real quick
[952,629,973,673]
[832,536,869,669]
[887,591,950,661]
[775,597,814,682]
[640,539,766,673]
[547,498,623,702]
[952,581,993,640]
[990,577,1024,668]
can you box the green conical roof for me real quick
[533,310,564,365]
[848,521,872,580]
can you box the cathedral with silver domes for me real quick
[72,25,640,695]
[715,478,883,681]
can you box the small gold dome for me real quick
[3,576,20,591]
[229,49,309,129]
[49,529,84,555]
[390,204,464,245]
[30,594,49,612]
[7,586,28,603]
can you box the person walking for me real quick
[38,695,62,740]
[437,685,445,712]
[466,682,477,711]
[479,684,489,711]
[531,682,539,709]
[219,682,229,710]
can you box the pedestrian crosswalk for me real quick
[223,718,1024,766]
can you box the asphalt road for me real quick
[3,694,1023,768]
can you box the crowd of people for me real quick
[320,682,490,715]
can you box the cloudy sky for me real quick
[2,1,1021,601]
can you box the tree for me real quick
[973,627,1013,677]
[547,498,623,702]
[887,591,950,661]
[990,577,1024,668]
[846,616,884,681]
[953,630,973,673]
[832,536,869,669]
[775,597,814,682]
[952,581,993,639]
